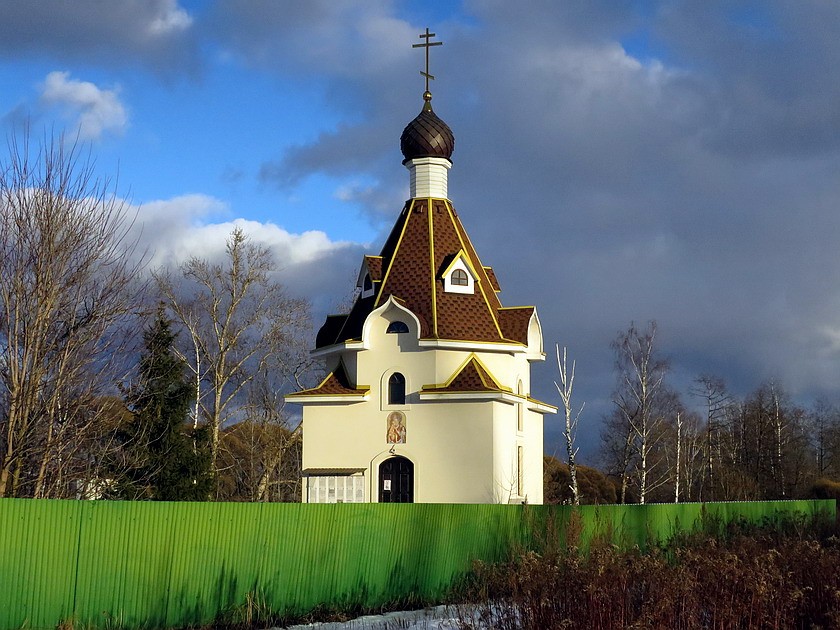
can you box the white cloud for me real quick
[40,71,127,140]
[171,219,355,268]
[147,0,192,36]
[129,194,362,315]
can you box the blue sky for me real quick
[3,1,840,460]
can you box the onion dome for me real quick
[400,91,455,164]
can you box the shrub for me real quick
[810,477,840,502]
[543,457,619,504]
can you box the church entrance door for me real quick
[378,456,414,503]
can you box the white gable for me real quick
[441,253,476,295]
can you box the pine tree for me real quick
[118,308,213,500]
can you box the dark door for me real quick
[378,456,414,503]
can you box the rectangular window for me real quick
[306,474,365,503]
[517,446,524,497]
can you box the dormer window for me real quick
[441,253,476,295]
[451,269,468,286]
[386,321,409,334]
[361,273,375,299]
[357,256,382,299]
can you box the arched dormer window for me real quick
[451,269,468,286]
[386,321,409,334]
[388,373,406,405]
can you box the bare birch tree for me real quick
[155,227,311,495]
[0,131,143,498]
[690,375,731,501]
[611,321,669,504]
[555,345,584,505]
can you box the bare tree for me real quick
[690,375,731,501]
[155,227,312,494]
[0,131,144,498]
[610,321,670,504]
[677,410,705,501]
[554,345,584,505]
[729,381,810,500]
[600,407,638,504]
[810,398,840,479]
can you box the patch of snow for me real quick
[280,604,464,629]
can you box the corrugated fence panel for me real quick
[0,498,81,629]
[0,498,834,629]
[165,501,268,627]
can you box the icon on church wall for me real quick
[386,411,406,444]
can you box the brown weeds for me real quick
[459,514,840,629]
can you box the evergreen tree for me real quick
[117,308,213,500]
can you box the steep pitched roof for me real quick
[316,198,536,349]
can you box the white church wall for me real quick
[301,278,549,504]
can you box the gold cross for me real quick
[412,27,443,93]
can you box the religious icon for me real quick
[386,411,406,444]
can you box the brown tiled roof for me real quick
[364,256,384,281]
[483,267,501,292]
[314,198,533,348]
[498,307,535,345]
[422,356,509,394]
[287,362,368,398]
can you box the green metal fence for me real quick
[0,499,833,629]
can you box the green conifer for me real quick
[119,307,214,500]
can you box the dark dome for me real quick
[400,94,455,164]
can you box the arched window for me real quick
[388,373,406,405]
[451,268,469,286]
[386,321,409,334]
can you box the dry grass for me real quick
[456,514,840,629]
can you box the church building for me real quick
[286,31,556,504]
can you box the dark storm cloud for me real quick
[12,1,832,460]
[0,0,200,75]
[217,1,840,459]
[259,122,395,188]
[207,0,416,79]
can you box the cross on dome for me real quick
[401,28,454,175]
[412,27,442,97]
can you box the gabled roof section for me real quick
[498,306,535,345]
[422,355,511,394]
[483,267,501,292]
[364,255,384,281]
[438,249,476,279]
[286,361,369,399]
[314,198,537,349]
[421,354,557,414]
